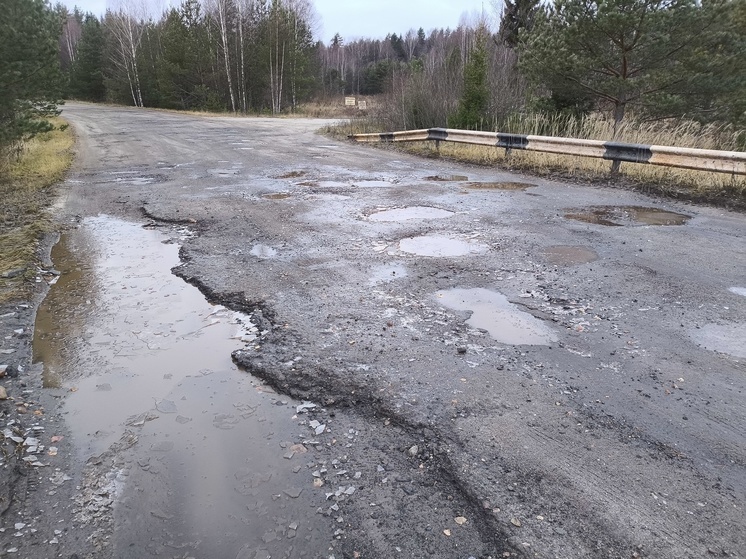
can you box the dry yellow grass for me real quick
[0,117,75,303]
[330,115,746,207]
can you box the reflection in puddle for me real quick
[369,206,454,222]
[33,216,331,556]
[465,181,535,190]
[369,263,408,285]
[543,245,598,265]
[399,235,489,257]
[250,244,277,258]
[690,323,746,358]
[565,206,691,226]
[729,287,746,297]
[436,288,558,345]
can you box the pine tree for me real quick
[69,15,106,102]
[518,0,729,134]
[498,0,540,48]
[0,0,63,161]
[448,30,489,130]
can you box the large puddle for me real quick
[436,288,558,345]
[399,235,489,257]
[33,216,331,557]
[564,206,691,226]
[368,206,454,222]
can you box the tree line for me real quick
[1,0,744,168]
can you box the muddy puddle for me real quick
[33,216,331,557]
[543,245,598,265]
[436,288,558,346]
[274,170,306,179]
[424,175,468,182]
[368,206,454,222]
[399,235,489,257]
[690,323,746,359]
[565,206,691,226]
[465,181,535,190]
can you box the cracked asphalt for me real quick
[2,102,745,559]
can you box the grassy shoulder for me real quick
[0,117,75,304]
[325,118,746,210]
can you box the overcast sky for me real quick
[57,0,498,43]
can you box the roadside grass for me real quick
[326,115,746,208]
[0,117,75,304]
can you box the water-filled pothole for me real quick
[369,263,408,285]
[32,216,332,556]
[352,180,396,188]
[250,244,277,258]
[424,175,468,182]
[436,288,558,345]
[274,170,306,179]
[399,235,489,257]
[368,206,454,222]
[465,181,535,190]
[690,323,746,358]
[543,245,598,265]
[565,206,690,226]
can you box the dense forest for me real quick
[1,0,745,163]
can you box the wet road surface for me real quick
[18,103,746,558]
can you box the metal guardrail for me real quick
[349,127,746,175]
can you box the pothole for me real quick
[424,175,468,182]
[543,245,598,265]
[274,170,306,179]
[399,235,489,257]
[262,193,291,200]
[352,180,397,188]
[465,181,535,190]
[564,206,691,226]
[32,215,333,556]
[250,244,277,259]
[690,323,746,358]
[369,263,408,285]
[210,168,240,177]
[436,288,558,345]
[368,206,454,222]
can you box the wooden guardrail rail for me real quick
[349,127,746,175]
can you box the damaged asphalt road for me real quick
[1,102,745,558]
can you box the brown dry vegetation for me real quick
[0,117,75,304]
[326,114,746,209]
